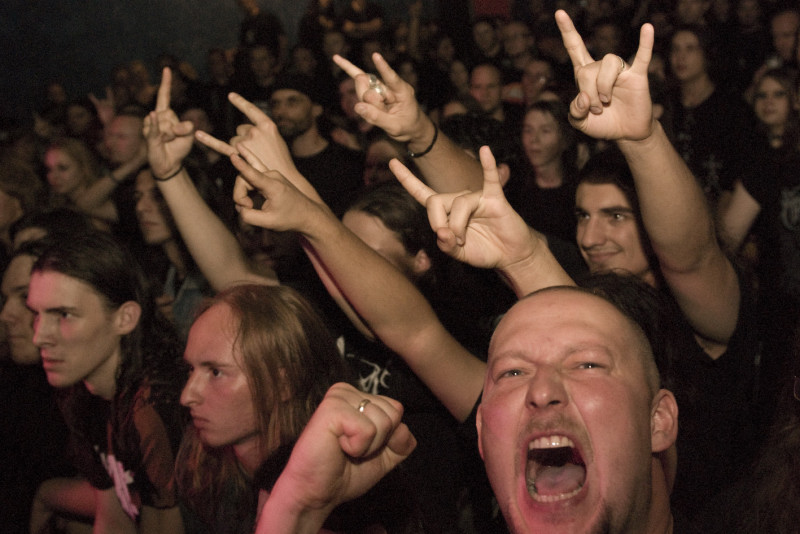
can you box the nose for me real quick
[180,370,202,407]
[578,216,606,249]
[525,365,567,409]
[31,314,52,347]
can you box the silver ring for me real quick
[617,56,626,73]
[358,398,371,413]
[368,74,379,88]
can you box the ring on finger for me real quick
[617,56,626,73]
[358,398,371,413]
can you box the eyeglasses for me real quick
[795,376,800,402]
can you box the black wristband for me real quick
[153,165,184,182]
[407,122,438,158]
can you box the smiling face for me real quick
[477,289,663,534]
[44,148,87,197]
[1,254,38,365]
[181,303,258,456]
[575,183,652,282]
[27,270,126,398]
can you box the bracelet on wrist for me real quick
[407,122,438,158]
[154,165,184,182]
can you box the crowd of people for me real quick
[1,0,800,532]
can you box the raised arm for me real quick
[143,68,277,290]
[72,144,148,219]
[391,146,574,298]
[255,384,415,534]
[229,152,485,422]
[556,10,740,349]
[718,180,761,253]
[333,53,483,193]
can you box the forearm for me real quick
[157,169,276,290]
[406,116,483,193]
[255,487,333,534]
[300,203,484,421]
[498,230,576,298]
[617,120,720,271]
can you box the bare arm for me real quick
[718,179,761,253]
[230,153,485,422]
[143,68,277,290]
[333,53,484,193]
[139,505,183,534]
[255,384,415,534]
[93,487,136,534]
[72,145,148,218]
[556,10,740,348]
[30,477,96,534]
[392,146,575,298]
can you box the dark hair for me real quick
[441,113,520,169]
[0,156,45,215]
[523,99,579,178]
[10,207,95,245]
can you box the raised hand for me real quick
[194,92,321,203]
[333,53,426,143]
[89,86,116,126]
[391,146,540,272]
[555,10,655,141]
[257,383,415,532]
[228,145,325,234]
[142,68,194,178]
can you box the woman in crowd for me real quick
[43,137,118,231]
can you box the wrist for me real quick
[153,165,185,182]
[617,117,661,151]
[405,116,437,156]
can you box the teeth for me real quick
[526,481,583,503]
[528,435,575,450]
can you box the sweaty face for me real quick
[753,77,792,131]
[105,116,144,166]
[575,183,652,282]
[1,255,39,365]
[181,303,258,454]
[134,169,174,246]
[470,65,503,115]
[27,270,125,397]
[44,148,86,197]
[478,290,658,534]
[521,110,565,170]
[269,89,316,140]
[669,31,706,83]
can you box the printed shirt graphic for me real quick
[97,448,140,520]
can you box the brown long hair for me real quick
[175,284,351,522]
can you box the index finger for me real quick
[195,130,237,157]
[228,92,271,125]
[554,9,594,69]
[155,67,172,112]
[332,54,364,79]
[389,158,435,205]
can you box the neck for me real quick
[680,75,714,108]
[84,346,121,401]
[533,160,563,188]
[647,459,675,534]
[163,240,187,279]
[290,125,328,157]
[234,436,264,476]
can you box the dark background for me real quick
[0,0,446,124]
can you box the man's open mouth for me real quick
[526,435,586,503]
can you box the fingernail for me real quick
[599,94,609,104]
[590,106,602,114]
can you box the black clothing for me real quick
[293,141,364,217]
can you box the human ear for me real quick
[650,389,678,453]
[476,404,485,460]
[412,248,431,276]
[114,301,142,336]
[312,103,323,119]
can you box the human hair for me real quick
[46,137,102,188]
[10,207,95,246]
[175,284,351,522]
[440,112,520,169]
[523,99,579,178]
[577,148,661,278]
[753,67,800,151]
[0,155,45,215]
[32,231,183,467]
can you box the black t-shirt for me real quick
[293,141,364,217]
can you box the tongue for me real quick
[534,463,586,496]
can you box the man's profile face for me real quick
[575,182,652,282]
[477,289,658,533]
[269,89,316,140]
[470,65,502,115]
